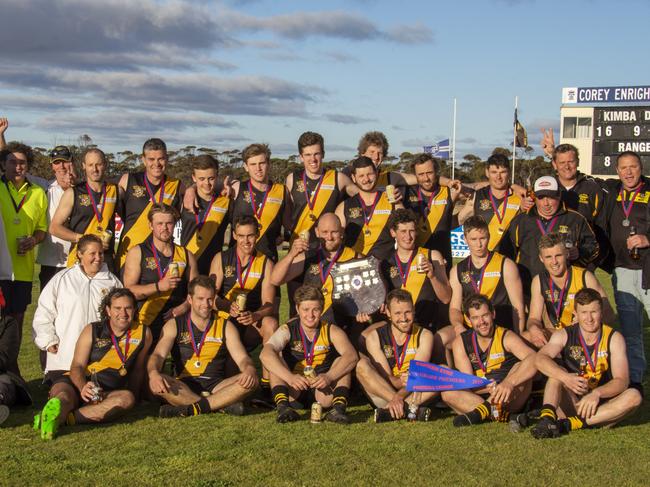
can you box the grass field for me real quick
[1,269,649,486]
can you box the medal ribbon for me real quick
[417,185,440,215]
[86,182,107,226]
[236,253,254,289]
[620,185,643,221]
[467,253,493,294]
[359,192,382,227]
[549,271,571,322]
[317,247,342,285]
[488,188,508,225]
[4,180,28,216]
[471,330,494,375]
[248,180,270,220]
[143,175,165,205]
[150,242,174,279]
[390,331,411,373]
[299,324,320,366]
[577,329,601,374]
[194,195,216,233]
[186,314,213,360]
[302,171,324,214]
[395,250,416,287]
[110,328,131,370]
[535,216,559,235]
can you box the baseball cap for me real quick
[50,146,72,163]
[534,176,559,198]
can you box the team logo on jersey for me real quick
[578,193,589,204]
[468,352,480,367]
[348,207,362,219]
[558,225,569,235]
[145,257,158,270]
[100,288,109,297]
[132,185,147,198]
[291,340,304,353]
[78,194,91,207]
[479,199,491,211]
[460,271,472,284]
[177,332,191,345]
[94,338,112,349]
[569,346,583,362]
[243,191,252,204]
[308,264,319,275]
[224,265,235,278]
[409,195,419,203]
[383,344,394,359]
[295,181,306,193]
[390,266,399,279]
[544,289,561,303]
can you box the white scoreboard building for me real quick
[560,85,650,178]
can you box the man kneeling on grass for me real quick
[531,288,642,438]
[442,294,537,429]
[34,289,152,439]
[356,289,436,423]
[148,276,258,418]
[260,285,358,424]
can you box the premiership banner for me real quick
[423,138,450,160]
[406,360,491,392]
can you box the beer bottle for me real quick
[630,226,640,260]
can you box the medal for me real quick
[471,330,495,376]
[187,314,213,372]
[317,247,342,290]
[577,328,601,385]
[488,187,509,229]
[303,365,315,378]
[118,366,127,377]
[151,242,175,278]
[4,179,28,227]
[321,288,328,296]
[248,180,270,222]
[302,171,325,223]
[622,218,630,227]
[194,195,215,245]
[194,360,202,368]
[549,272,571,326]
[467,253,493,294]
[619,185,642,228]
[97,226,103,232]
[416,185,441,216]
[143,175,165,205]
[299,323,320,371]
[197,234,203,242]
[13,218,20,225]
[236,253,254,290]
[359,192,381,237]
[86,182,107,231]
[497,227,504,235]
[390,330,412,376]
[364,228,371,236]
[109,326,131,377]
[309,213,316,221]
[395,250,416,288]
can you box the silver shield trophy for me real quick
[329,255,386,316]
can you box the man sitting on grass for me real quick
[531,288,642,438]
[148,276,258,418]
[260,285,358,424]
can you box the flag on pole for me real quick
[514,108,528,148]
[423,138,450,159]
[406,360,492,392]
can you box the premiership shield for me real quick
[329,256,386,315]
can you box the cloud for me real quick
[0,94,75,111]
[384,23,434,44]
[323,113,378,125]
[320,50,359,63]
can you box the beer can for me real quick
[16,236,28,255]
[310,402,323,423]
[416,253,427,273]
[168,262,179,277]
[385,184,396,203]
[299,230,310,244]
[303,365,317,379]
[236,293,247,312]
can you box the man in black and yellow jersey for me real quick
[442,294,536,428]
[526,233,615,349]
[458,153,523,253]
[379,209,451,331]
[448,216,525,336]
[336,156,402,260]
[356,289,436,422]
[50,148,119,271]
[123,204,198,343]
[230,143,286,262]
[115,138,184,271]
[271,213,359,329]
[179,155,230,274]
[34,289,152,440]
[531,288,642,438]
[148,276,258,418]
[260,285,358,424]
[403,153,461,269]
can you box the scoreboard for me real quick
[592,106,650,175]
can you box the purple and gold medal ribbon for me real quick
[110,328,131,370]
[194,195,215,233]
[578,329,601,374]
[467,253,493,294]
[620,185,643,222]
[236,253,254,289]
[187,314,213,361]
[248,180,270,221]
[395,250,416,287]
[86,182,106,227]
[144,175,165,205]
[299,323,320,366]
[359,192,381,227]
[535,216,559,235]
[391,331,411,373]
[302,171,324,215]
[151,242,174,279]
[488,188,508,226]
[549,271,571,322]
[4,180,28,216]
[417,185,440,215]
[471,330,494,375]
[317,247,342,285]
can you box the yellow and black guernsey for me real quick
[172,312,229,389]
[539,266,588,329]
[281,319,339,375]
[461,326,517,382]
[343,191,394,260]
[232,180,285,261]
[86,319,146,391]
[302,246,357,325]
[137,237,189,340]
[289,169,341,245]
[561,324,614,390]
[473,187,522,251]
[456,252,514,330]
[180,194,229,274]
[219,248,267,321]
[380,248,446,330]
[66,182,119,268]
[116,172,181,270]
[376,322,422,377]
[404,184,454,267]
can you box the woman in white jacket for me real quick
[33,234,122,384]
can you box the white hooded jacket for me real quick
[32,263,122,372]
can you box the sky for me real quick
[1,0,648,161]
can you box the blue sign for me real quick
[423,138,450,160]
[563,86,650,104]
[406,360,491,392]
[451,225,469,258]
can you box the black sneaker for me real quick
[452,413,474,427]
[530,416,561,439]
[508,413,529,433]
[276,404,300,423]
[416,406,432,422]
[159,404,190,418]
[222,402,245,416]
[374,408,396,423]
[325,407,350,424]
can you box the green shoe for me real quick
[33,412,41,431]
[40,398,61,441]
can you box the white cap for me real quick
[534,176,559,197]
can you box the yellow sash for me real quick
[251,183,284,241]
[178,316,226,377]
[583,325,614,390]
[296,322,332,373]
[416,186,450,247]
[352,192,392,256]
[487,191,521,251]
[462,253,505,327]
[400,247,430,302]
[476,326,508,378]
[86,321,144,374]
[138,245,188,327]
[67,183,118,267]
[550,266,587,329]
[185,196,230,260]
[116,178,180,268]
[290,170,337,242]
[392,325,422,376]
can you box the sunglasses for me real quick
[50,147,72,162]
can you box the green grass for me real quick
[1,269,649,486]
